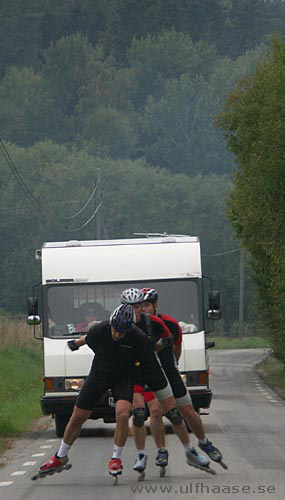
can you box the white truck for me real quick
[27,234,220,437]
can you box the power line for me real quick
[61,184,98,220]
[0,139,46,214]
[0,139,101,232]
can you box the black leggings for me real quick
[76,373,133,410]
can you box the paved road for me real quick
[0,349,284,499]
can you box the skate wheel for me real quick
[31,474,39,481]
[220,461,228,470]
[112,475,118,485]
[159,467,166,478]
[138,471,145,481]
[64,464,72,471]
[208,467,217,475]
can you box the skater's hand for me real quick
[67,340,79,351]
[155,336,173,351]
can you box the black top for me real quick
[86,320,156,379]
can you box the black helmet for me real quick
[141,288,158,303]
[120,287,144,304]
[110,304,135,333]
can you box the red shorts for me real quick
[133,384,156,404]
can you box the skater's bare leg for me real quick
[159,396,190,445]
[114,400,132,446]
[63,407,92,445]
[179,404,205,441]
[148,398,165,449]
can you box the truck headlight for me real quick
[65,378,85,391]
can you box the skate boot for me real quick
[198,439,228,469]
[186,447,216,475]
[31,454,71,480]
[156,448,168,477]
[133,452,147,481]
[108,458,122,485]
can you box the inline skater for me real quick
[141,287,227,470]
[121,288,213,477]
[32,304,172,482]
[33,300,214,483]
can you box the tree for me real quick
[216,37,285,363]
[127,29,218,108]
[41,32,96,142]
[0,67,54,146]
[0,0,45,79]
[140,44,265,175]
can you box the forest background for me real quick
[1,0,285,343]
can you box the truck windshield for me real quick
[45,279,201,337]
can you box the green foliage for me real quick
[210,336,271,350]
[128,29,218,107]
[257,355,285,399]
[0,347,43,436]
[79,107,138,159]
[140,43,265,174]
[0,66,53,146]
[217,36,285,364]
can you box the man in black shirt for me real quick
[35,303,167,479]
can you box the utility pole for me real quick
[239,246,245,339]
[95,168,102,240]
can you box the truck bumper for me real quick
[41,391,116,423]
[189,388,212,411]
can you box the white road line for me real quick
[11,471,26,476]
[40,445,53,449]
[23,461,37,466]
[0,481,14,486]
[32,453,46,457]
[47,439,58,442]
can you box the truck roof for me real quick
[42,235,199,248]
[41,236,202,283]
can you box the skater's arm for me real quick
[155,319,173,351]
[173,344,182,362]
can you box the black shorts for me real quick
[134,361,169,392]
[76,373,133,410]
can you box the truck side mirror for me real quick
[207,290,221,320]
[27,296,41,325]
[206,341,215,349]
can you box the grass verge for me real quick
[209,336,271,349]
[0,346,43,458]
[256,355,285,400]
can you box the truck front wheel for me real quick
[55,414,71,437]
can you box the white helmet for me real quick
[120,287,144,304]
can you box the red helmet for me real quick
[141,288,158,303]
